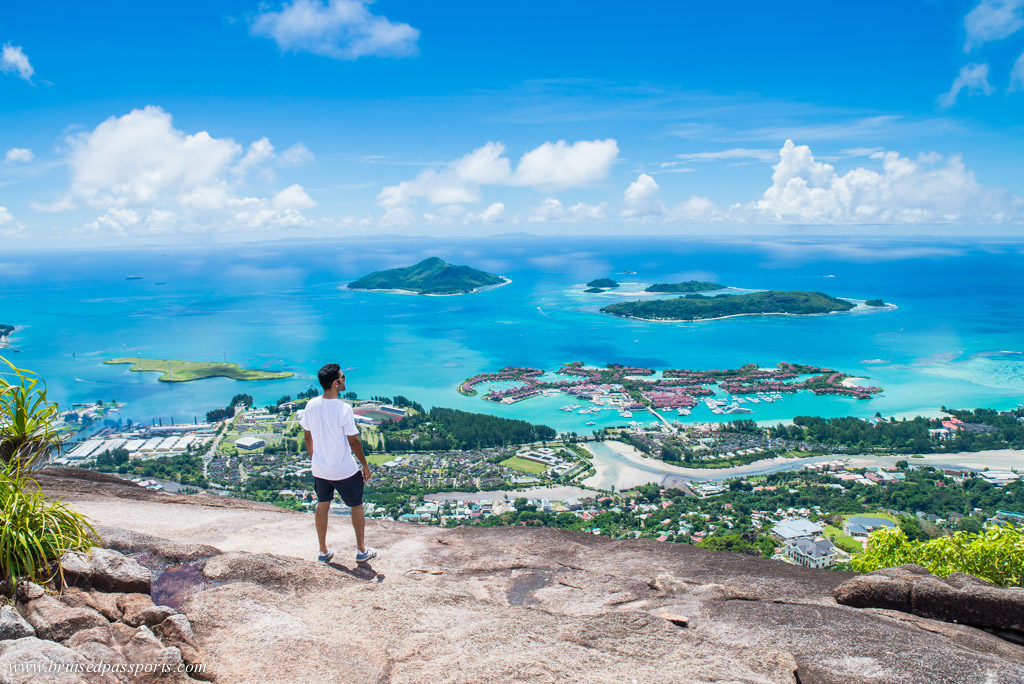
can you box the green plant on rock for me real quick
[0,356,96,590]
[0,355,62,469]
[0,460,97,590]
[851,525,1024,587]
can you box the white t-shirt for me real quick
[300,396,361,480]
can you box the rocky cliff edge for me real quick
[19,467,1024,683]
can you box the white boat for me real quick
[585,421,596,426]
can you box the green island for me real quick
[644,280,724,293]
[347,256,506,295]
[864,299,886,307]
[104,357,294,383]
[585,278,619,289]
[0,324,12,347]
[602,290,856,321]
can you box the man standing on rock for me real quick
[301,363,377,564]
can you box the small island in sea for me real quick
[0,324,13,348]
[864,299,886,307]
[347,256,506,295]
[644,280,724,293]
[586,278,619,289]
[601,290,856,321]
[105,357,294,383]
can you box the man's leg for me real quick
[315,501,331,553]
[350,504,366,553]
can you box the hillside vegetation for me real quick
[602,290,856,321]
[347,257,505,295]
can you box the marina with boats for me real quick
[460,361,879,427]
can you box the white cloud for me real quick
[1011,52,1024,91]
[672,148,776,163]
[378,139,618,208]
[964,0,1024,52]
[55,106,315,235]
[235,137,275,175]
[527,197,607,223]
[468,202,506,223]
[250,0,419,60]
[1,44,33,82]
[0,206,25,235]
[622,173,665,217]
[752,139,1021,224]
[279,142,315,166]
[4,148,33,164]
[938,63,994,107]
[668,195,725,222]
[273,183,316,209]
[513,139,619,189]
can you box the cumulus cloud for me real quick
[964,0,1024,52]
[55,106,315,235]
[378,139,618,209]
[4,148,33,164]
[250,0,419,60]
[513,139,619,189]
[468,202,506,223]
[279,142,315,166]
[527,198,607,223]
[621,174,665,217]
[938,63,994,107]
[235,137,275,175]
[1011,52,1024,91]
[0,206,24,236]
[752,139,1021,224]
[1,43,33,82]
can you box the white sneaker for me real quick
[318,549,335,563]
[355,546,377,562]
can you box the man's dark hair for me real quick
[318,363,341,390]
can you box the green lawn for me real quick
[105,357,293,383]
[500,456,548,474]
[823,524,863,554]
[366,452,394,466]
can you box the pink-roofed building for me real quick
[657,535,669,542]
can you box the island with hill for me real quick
[104,357,294,383]
[347,257,507,295]
[864,299,886,307]
[644,280,724,293]
[585,278,619,290]
[602,290,856,321]
[0,324,13,348]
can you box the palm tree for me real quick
[0,356,62,470]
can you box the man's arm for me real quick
[304,430,313,457]
[348,434,372,482]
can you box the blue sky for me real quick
[1,0,1023,246]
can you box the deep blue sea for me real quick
[3,236,1023,431]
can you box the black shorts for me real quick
[313,471,364,507]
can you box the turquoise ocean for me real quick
[2,236,1023,431]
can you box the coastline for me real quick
[582,439,1024,491]
[346,276,511,297]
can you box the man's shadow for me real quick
[326,560,384,582]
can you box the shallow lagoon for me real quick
[3,235,1023,429]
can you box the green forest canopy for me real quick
[347,257,505,295]
[602,290,855,321]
